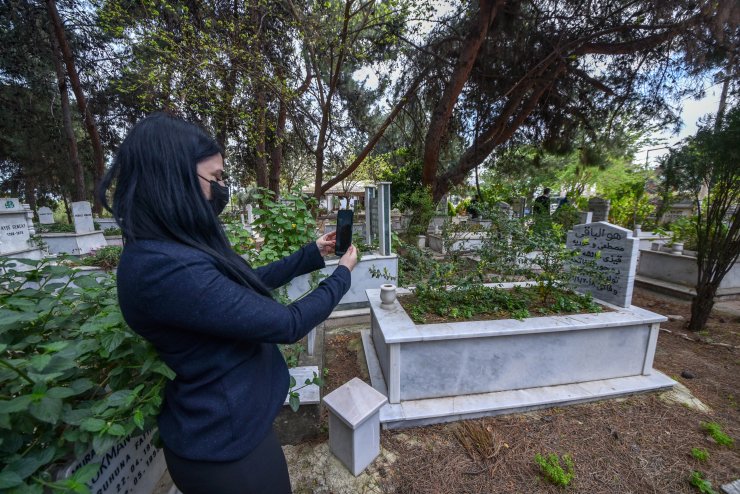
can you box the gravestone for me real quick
[38,207,54,224]
[510,197,526,218]
[62,429,166,494]
[566,221,639,308]
[587,197,611,222]
[579,211,593,224]
[0,198,32,255]
[496,201,512,217]
[71,201,95,234]
[662,200,694,223]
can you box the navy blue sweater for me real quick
[116,240,351,461]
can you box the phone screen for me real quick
[335,210,354,256]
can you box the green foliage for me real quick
[399,186,435,237]
[102,227,122,236]
[0,258,173,492]
[689,471,718,494]
[223,221,256,257]
[690,447,709,462]
[287,370,325,413]
[669,216,699,250]
[701,421,734,447]
[447,201,456,217]
[248,187,317,267]
[534,452,575,487]
[35,223,75,234]
[551,203,581,233]
[608,191,654,229]
[80,247,123,271]
[279,343,304,369]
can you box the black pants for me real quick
[163,429,292,494]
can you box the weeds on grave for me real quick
[689,471,718,494]
[80,246,123,270]
[534,452,575,487]
[701,421,734,446]
[690,447,710,462]
[287,369,326,412]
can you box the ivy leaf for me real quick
[70,462,100,484]
[0,395,33,414]
[0,470,23,489]
[28,396,62,424]
[7,447,55,479]
[105,390,132,408]
[107,424,127,436]
[133,409,145,430]
[80,418,106,433]
[92,435,117,456]
[47,387,76,399]
[288,393,300,412]
[100,332,125,353]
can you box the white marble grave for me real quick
[363,282,674,429]
[62,429,166,494]
[0,198,44,262]
[566,221,639,308]
[38,206,54,224]
[72,201,95,234]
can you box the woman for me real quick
[98,113,357,494]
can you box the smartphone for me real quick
[335,210,354,256]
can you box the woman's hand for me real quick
[316,231,336,257]
[338,245,358,272]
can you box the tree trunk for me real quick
[421,0,502,189]
[48,24,85,202]
[24,176,36,212]
[254,88,269,189]
[269,98,287,195]
[688,282,718,331]
[46,0,104,213]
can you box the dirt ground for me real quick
[321,288,739,494]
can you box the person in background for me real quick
[557,194,569,210]
[98,112,357,494]
[534,187,551,216]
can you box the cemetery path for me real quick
[308,290,739,494]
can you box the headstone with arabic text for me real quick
[566,221,639,308]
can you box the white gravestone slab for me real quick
[0,198,31,254]
[566,221,639,308]
[38,206,54,224]
[72,201,95,234]
[63,429,166,494]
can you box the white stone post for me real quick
[323,378,387,476]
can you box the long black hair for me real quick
[98,112,272,297]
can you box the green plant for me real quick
[534,452,575,487]
[280,343,304,368]
[286,370,325,412]
[102,227,122,236]
[0,258,174,492]
[223,221,256,256]
[35,223,75,234]
[701,421,734,446]
[80,246,123,270]
[689,471,718,494]
[690,447,709,462]
[250,187,317,267]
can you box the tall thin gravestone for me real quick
[377,182,392,256]
[365,185,376,246]
[71,201,95,234]
[566,221,639,308]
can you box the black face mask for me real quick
[199,175,229,215]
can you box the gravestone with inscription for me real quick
[62,429,166,494]
[71,201,95,234]
[587,197,611,223]
[38,206,54,224]
[566,221,639,308]
[0,198,32,255]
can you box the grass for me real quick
[534,452,575,487]
[701,421,734,447]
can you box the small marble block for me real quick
[323,377,388,476]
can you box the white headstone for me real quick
[38,207,54,224]
[0,198,31,255]
[246,204,254,224]
[566,221,639,308]
[71,201,95,234]
[63,429,166,494]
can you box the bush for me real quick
[535,452,575,486]
[0,258,173,492]
[35,223,75,234]
[80,246,123,270]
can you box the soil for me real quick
[321,288,740,493]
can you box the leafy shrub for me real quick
[0,258,173,492]
[399,187,435,237]
[80,246,123,270]
[250,187,317,267]
[102,227,122,236]
[534,452,575,486]
[701,421,734,447]
[35,223,75,234]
